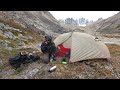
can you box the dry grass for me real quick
[103,35,120,38]
[0,39,120,79]
[0,47,19,60]
[106,44,120,55]
[0,18,24,30]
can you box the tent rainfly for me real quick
[54,32,111,63]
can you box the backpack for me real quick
[9,52,40,69]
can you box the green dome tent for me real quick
[54,32,111,63]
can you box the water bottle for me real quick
[48,65,56,72]
[61,61,67,65]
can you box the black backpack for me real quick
[9,53,28,69]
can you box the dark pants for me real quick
[42,46,56,64]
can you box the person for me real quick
[41,35,56,64]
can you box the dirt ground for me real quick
[0,43,120,79]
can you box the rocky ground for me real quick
[0,40,120,79]
[0,22,120,79]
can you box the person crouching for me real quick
[40,35,56,64]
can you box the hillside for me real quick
[0,11,72,50]
[0,11,69,36]
[85,12,120,35]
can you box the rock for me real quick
[105,64,113,71]
[16,68,39,79]
[27,68,39,78]
[24,31,27,34]
[0,30,3,34]
[0,40,8,47]
[18,42,25,46]
[4,40,10,43]
[18,34,28,41]
[4,31,14,39]
[0,60,3,66]
[74,74,86,79]
[28,36,33,40]
[39,30,45,35]
[0,23,6,30]
[11,35,18,40]
[0,30,4,37]
[5,47,12,51]
[84,61,91,65]
[0,69,15,79]
[18,34,23,37]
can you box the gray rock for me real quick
[18,34,28,41]
[18,42,25,46]
[4,40,11,44]
[0,30,4,37]
[24,31,27,34]
[28,36,33,40]
[39,30,45,35]
[18,34,23,37]
[0,23,6,29]
[0,60,3,66]
[0,40,8,47]
[26,68,39,78]
[0,30,3,34]
[5,47,12,51]
[12,28,21,32]
[16,68,39,79]
[12,35,18,40]
[4,31,14,39]
[105,64,113,71]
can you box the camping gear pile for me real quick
[9,51,40,69]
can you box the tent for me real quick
[53,32,111,63]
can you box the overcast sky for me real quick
[49,11,119,21]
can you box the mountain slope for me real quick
[0,11,71,49]
[0,11,67,35]
[85,12,120,35]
